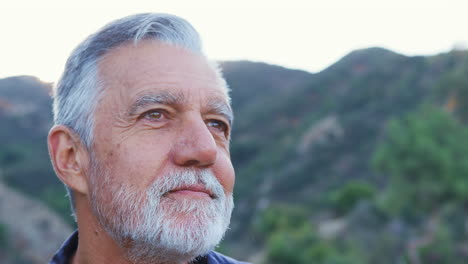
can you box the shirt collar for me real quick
[50,230,211,264]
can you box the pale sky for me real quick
[1,0,467,82]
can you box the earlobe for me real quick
[48,125,89,195]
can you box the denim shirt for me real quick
[50,231,249,264]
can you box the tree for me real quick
[373,105,468,217]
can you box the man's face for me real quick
[87,40,235,262]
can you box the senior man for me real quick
[48,13,247,264]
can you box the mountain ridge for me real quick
[1,46,468,263]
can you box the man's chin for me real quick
[119,220,221,264]
[104,201,228,263]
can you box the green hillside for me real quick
[0,76,68,219]
[1,48,468,264]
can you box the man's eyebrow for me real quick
[128,91,233,125]
[128,91,184,116]
[207,99,234,126]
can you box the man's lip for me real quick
[168,184,214,198]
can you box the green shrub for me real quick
[265,223,359,264]
[373,105,468,217]
[254,205,308,238]
[329,181,376,215]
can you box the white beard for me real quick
[89,166,234,264]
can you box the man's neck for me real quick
[73,210,131,264]
[72,200,191,264]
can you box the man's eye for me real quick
[207,120,229,135]
[143,110,165,120]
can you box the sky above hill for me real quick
[1,0,467,82]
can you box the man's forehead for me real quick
[99,41,214,81]
[97,40,230,102]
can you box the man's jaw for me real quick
[90,168,231,264]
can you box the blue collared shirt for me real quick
[50,231,249,264]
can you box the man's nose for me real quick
[172,116,218,168]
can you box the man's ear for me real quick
[48,125,90,195]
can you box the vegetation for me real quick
[373,106,468,217]
[328,181,376,216]
[0,223,8,249]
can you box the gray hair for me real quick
[52,13,225,217]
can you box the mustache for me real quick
[146,169,225,200]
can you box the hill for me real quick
[1,47,468,263]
